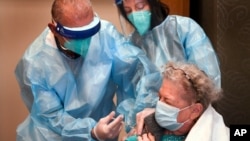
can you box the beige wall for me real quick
[0,0,121,140]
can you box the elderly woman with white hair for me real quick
[125,62,229,141]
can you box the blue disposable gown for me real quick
[131,15,221,86]
[117,15,221,131]
[15,20,161,141]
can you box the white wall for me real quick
[0,0,121,140]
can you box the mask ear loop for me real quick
[177,103,195,127]
[180,103,195,111]
[54,36,80,59]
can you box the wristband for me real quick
[93,127,104,141]
[91,128,98,140]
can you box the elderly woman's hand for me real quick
[136,108,155,135]
[138,133,155,141]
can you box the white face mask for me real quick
[155,101,193,131]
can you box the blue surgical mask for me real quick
[155,101,192,131]
[63,37,91,57]
[128,10,151,35]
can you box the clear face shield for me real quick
[54,15,101,39]
[115,0,135,37]
[53,14,101,57]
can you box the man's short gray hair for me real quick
[51,0,92,22]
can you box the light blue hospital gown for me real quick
[15,20,161,141]
[117,15,221,131]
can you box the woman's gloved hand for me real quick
[92,111,124,140]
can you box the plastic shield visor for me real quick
[55,15,101,39]
[114,0,135,37]
[115,0,123,5]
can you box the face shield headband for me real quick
[115,0,123,5]
[55,15,101,39]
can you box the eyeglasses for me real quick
[164,65,198,97]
